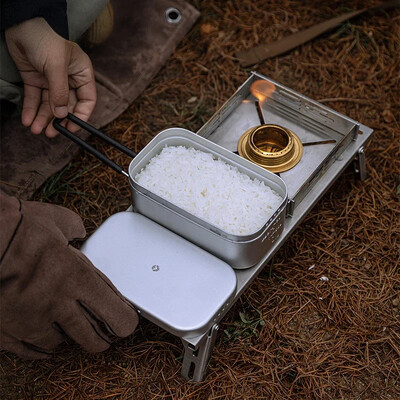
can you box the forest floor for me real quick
[1,1,399,399]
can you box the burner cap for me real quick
[238,124,303,173]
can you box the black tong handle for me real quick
[53,113,137,177]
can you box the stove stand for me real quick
[181,324,220,381]
[179,127,371,381]
[81,73,373,382]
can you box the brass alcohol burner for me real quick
[238,124,303,173]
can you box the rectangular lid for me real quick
[81,212,237,338]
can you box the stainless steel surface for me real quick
[197,71,360,211]
[128,128,288,269]
[81,212,237,339]
[184,123,373,355]
[181,324,219,381]
[120,123,372,381]
[354,146,367,180]
[81,72,374,381]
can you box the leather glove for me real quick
[0,192,138,359]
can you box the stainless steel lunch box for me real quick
[128,128,288,269]
[54,116,287,269]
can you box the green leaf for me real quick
[239,312,251,324]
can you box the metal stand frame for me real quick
[124,129,371,381]
[181,324,219,381]
[179,129,372,381]
[353,146,367,180]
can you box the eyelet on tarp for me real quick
[165,7,182,24]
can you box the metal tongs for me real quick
[53,113,137,177]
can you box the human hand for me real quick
[5,17,96,137]
[0,193,138,359]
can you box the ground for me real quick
[1,0,399,399]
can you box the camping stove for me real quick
[198,72,366,216]
[81,72,373,382]
[238,124,303,173]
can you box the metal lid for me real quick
[81,212,237,338]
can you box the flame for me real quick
[241,99,251,103]
[250,80,276,103]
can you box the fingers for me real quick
[77,261,139,338]
[69,48,97,128]
[73,79,96,125]
[69,247,139,338]
[80,293,139,339]
[47,203,87,241]
[20,200,86,241]
[44,43,70,119]
[27,89,78,138]
[0,332,49,360]
[22,84,41,127]
[24,328,65,353]
[44,41,96,122]
[30,90,52,134]
[20,40,96,137]
[45,90,78,138]
[58,304,110,353]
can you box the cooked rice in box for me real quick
[135,146,282,235]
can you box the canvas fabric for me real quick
[0,0,199,199]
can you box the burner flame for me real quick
[250,80,276,103]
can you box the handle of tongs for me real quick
[53,113,137,177]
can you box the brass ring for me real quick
[238,124,303,173]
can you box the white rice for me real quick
[135,146,283,235]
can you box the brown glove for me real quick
[0,192,138,359]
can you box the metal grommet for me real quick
[165,7,182,24]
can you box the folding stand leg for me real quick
[353,146,367,180]
[180,324,219,382]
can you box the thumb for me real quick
[20,200,87,241]
[45,46,70,118]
